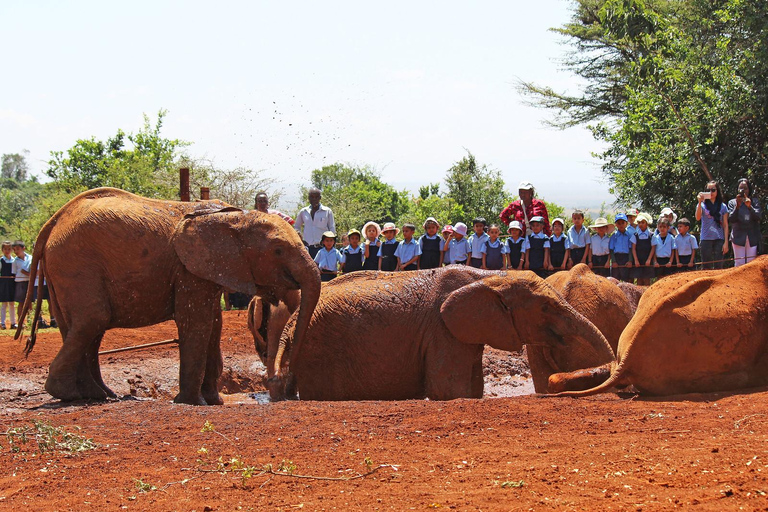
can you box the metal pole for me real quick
[200,187,210,200]
[179,168,190,202]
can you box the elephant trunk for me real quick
[550,304,616,373]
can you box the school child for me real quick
[631,213,655,286]
[548,218,570,273]
[341,229,364,273]
[626,208,639,237]
[440,225,454,266]
[418,217,443,270]
[340,233,349,248]
[11,241,31,321]
[505,221,525,270]
[655,208,678,237]
[567,210,590,267]
[652,218,675,279]
[609,213,633,282]
[314,231,343,282]
[588,218,611,277]
[378,222,400,271]
[394,223,421,271]
[467,217,489,268]
[0,241,16,329]
[524,216,550,278]
[674,218,698,271]
[362,221,382,271]
[481,224,507,270]
[443,222,470,265]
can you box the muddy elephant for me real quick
[268,267,614,401]
[552,257,768,397]
[607,277,646,313]
[16,188,320,405]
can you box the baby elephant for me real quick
[270,267,614,401]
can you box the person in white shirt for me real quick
[294,188,336,259]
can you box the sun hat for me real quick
[346,228,361,238]
[551,217,565,227]
[626,208,639,217]
[453,222,468,237]
[442,224,454,234]
[518,181,534,190]
[381,222,400,235]
[362,221,382,238]
[590,217,612,229]
[636,212,653,225]
[320,231,337,241]
[507,220,523,233]
[530,216,545,224]
[614,213,628,222]
[659,207,678,224]
[422,217,441,229]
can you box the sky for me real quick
[0,0,613,210]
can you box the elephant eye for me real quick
[275,248,283,256]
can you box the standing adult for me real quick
[499,181,551,236]
[294,188,336,259]
[696,180,729,269]
[728,178,762,267]
[254,192,295,225]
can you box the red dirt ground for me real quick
[1,311,767,511]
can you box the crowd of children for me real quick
[0,240,31,329]
[313,209,703,285]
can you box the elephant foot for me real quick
[202,391,224,406]
[267,375,287,402]
[284,373,298,400]
[76,371,110,401]
[45,374,83,402]
[173,392,208,406]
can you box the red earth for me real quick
[1,311,767,511]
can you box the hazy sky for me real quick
[0,1,613,209]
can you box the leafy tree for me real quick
[2,151,30,181]
[398,185,465,237]
[444,152,510,224]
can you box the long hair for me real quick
[704,180,725,227]
[737,177,752,198]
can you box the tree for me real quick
[2,151,30,181]
[444,152,510,224]
[398,185,465,237]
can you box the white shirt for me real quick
[468,232,490,259]
[12,253,31,282]
[294,204,336,246]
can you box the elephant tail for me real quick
[549,361,630,397]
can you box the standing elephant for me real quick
[552,257,768,397]
[16,188,320,405]
[269,267,614,401]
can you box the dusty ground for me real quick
[1,311,766,511]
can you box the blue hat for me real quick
[615,213,628,222]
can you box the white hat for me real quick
[530,216,545,224]
[518,181,534,190]
[659,207,678,224]
[551,217,565,227]
[589,217,612,229]
[453,222,468,237]
[507,220,523,233]
[381,222,400,235]
[422,217,441,229]
[636,212,653,225]
[362,221,382,238]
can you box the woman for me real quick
[695,180,729,269]
[728,178,762,266]
[499,181,550,236]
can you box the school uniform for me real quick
[418,234,444,269]
[379,238,399,271]
[567,225,590,265]
[394,238,422,271]
[362,239,381,271]
[631,228,654,279]
[341,245,364,273]
[313,247,343,282]
[0,255,15,303]
[674,232,698,271]
[589,234,611,277]
[11,253,31,303]
[467,232,490,268]
[480,239,507,270]
[609,229,632,281]
[448,237,470,265]
[549,234,570,270]
[525,232,550,278]
[652,232,676,278]
[506,237,525,269]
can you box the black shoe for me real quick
[10,324,18,329]
[38,319,49,329]
[50,319,58,328]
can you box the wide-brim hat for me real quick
[518,181,534,190]
[381,222,400,235]
[453,222,468,237]
[423,216,441,229]
[636,212,653,225]
[442,224,454,234]
[507,220,523,233]
[614,213,628,222]
[590,217,612,229]
[551,217,565,227]
[362,221,382,238]
[347,228,361,238]
[659,207,678,224]
[530,216,545,224]
[321,231,337,241]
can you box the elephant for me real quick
[551,256,768,397]
[607,277,646,313]
[267,267,615,401]
[15,188,321,405]
[520,264,635,393]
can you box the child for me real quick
[505,221,525,270]
[11,241,31,322]
[362,221,382,271]
[341,229,364,273]
[418,217,443,270]
[524,216,550,278]
[394,223,421,271]
[567,210,590,267]
[588,218,611,277]
[626,208,639,236]
[609,213,633,282]
[440,224,454,266]
[548,218,570,273]
[656,208,678,236]
[652,218,675,279]
[443,222,470,265]
[0,241,16,329]
[314,231,343,281]
[481,224,507,270]
[631,212,655,286]
[378,223,400,271]
[467,217,489,268]
[339,233,349,248]
[674,218,698,271]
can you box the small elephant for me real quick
[553,256,768,397]
[17,188,320,405]
[269,267,614,401]
[607,277,646,314]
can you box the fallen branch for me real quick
[98,339,178,355]
[182,463,398,482]
[734,414,766,429]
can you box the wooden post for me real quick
[200,187,210,200]
[179,168,190,202]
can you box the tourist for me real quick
[254,192,294,225]
[695,181,729,269]
[728,178,762,267]
[294,188,336,259]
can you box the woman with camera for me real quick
[696,180,729,269]
[728,178,762,267]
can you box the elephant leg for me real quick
[526,345,557,394]
[46,322,109,401]
[83,333,117,398]
[424,343,484,400]
[201,305,224,406]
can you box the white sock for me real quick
[1,303,5,324]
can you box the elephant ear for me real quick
[440,280,516,346]
[172,209,258,294]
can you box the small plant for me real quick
[500,480,525,489]
[2,420,96,454]
[278,459,297,475]
[201,420,216,433]
[134,479,157,493]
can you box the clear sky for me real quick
[0,0,613,210]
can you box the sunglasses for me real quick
[707,188,717,192]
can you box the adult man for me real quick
[254,192,294,225]
[499,181,551,236]
[294,188,336,258]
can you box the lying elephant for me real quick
[269,267,615,401]
[16,188,320,405]
[607,277,646,313]
[552,256,768,396]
